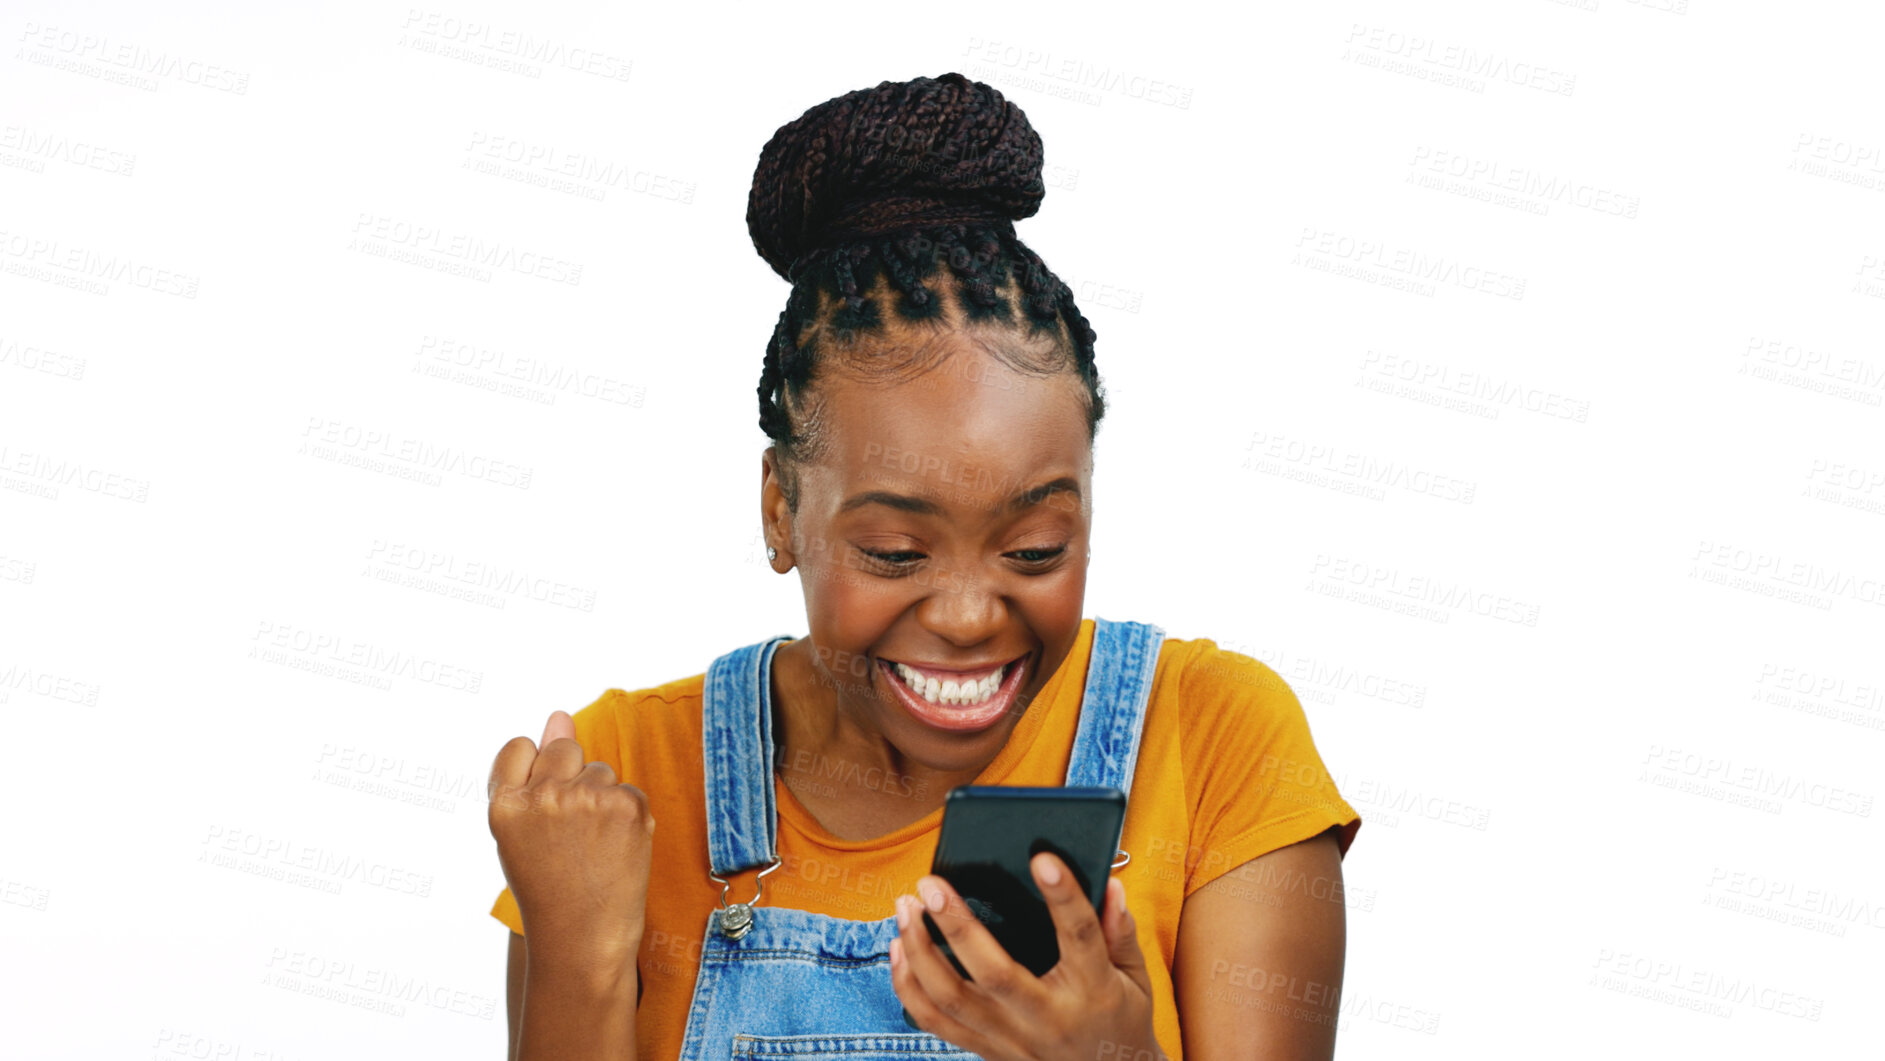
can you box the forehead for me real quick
[799,332,1091,516]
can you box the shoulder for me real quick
[1153,632,1301,719]
[568,672,707,768]
[589,672,706,720]
[1151,632,1327,779]
[1149,632,1362,865]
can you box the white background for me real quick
[3,1,1881,1057]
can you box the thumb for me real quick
[540,709,577,750]
[1103,877,1152,993]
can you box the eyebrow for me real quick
[837,476,1081,517]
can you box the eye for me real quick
[855,544,1068,576]
[1008,545,1068,567]
[859,548,924,570]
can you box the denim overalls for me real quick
[677,618,1166,1060]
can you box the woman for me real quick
[487,72,1362,1061]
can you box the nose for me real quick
[914,565,1005,648]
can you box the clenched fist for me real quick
[488,710,656,965]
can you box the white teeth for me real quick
[894,661,1007,706]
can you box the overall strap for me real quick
[701,633,793,876]
[1065,617,1167,797]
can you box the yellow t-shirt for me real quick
[492,618,1361,1059]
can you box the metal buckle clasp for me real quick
[707,857,783,940]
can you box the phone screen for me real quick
[920,785,1126,979]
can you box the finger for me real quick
[894,894,988,1026]
[1103,876,1153,994]
[1103,876,1128,944]
[912,875,1038,1002]
[890,936,988,1053]
[1033,851,1109,986]
[614,779,658,834]
[528,714,584,785]
[890,906,1012,1059]
[540,709,577,750]
[487,735,539,803]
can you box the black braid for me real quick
[747,73,1107,512]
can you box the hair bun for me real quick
[747,72,1047,281]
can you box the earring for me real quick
[767,547,778,562]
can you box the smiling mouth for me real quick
[877,650,1032,733]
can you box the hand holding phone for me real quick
[918,785,1126,979]
[893,786,1162,1061]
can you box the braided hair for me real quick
[747,72,1106,513]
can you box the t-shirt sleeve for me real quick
[1177,642,1361,898]
[489,689,626,936]
[491,883,524,936]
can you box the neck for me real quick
[768,638,986,838]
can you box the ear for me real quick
[760,447,795,571]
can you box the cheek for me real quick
[806,582,905,700]
[1022,565,1087,631]
[802,565,904,643]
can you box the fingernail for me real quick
[895,896,909,929]
[1037,855,1061,886]
[919,880,945,913]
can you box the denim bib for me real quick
[677,618,1165,1060]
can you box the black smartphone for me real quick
[910,785,1126,990]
